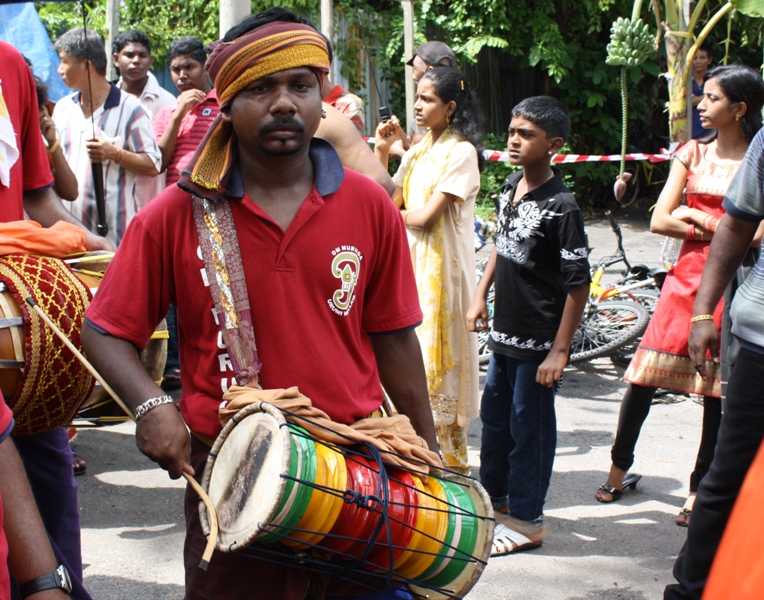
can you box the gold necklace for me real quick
[714,142,747,159]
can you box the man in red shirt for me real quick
[0,39,109,600]
[82,9,436,599]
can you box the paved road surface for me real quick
[74,209,700,599]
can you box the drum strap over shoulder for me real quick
[192,195,261,388]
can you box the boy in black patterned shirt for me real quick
[468,96,590,556]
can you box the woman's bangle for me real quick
[46,139,60,155]
[134,395,177,421]
[691,314,715,324]
[401,210,409,226]
[687,223,697,241]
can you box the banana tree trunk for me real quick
[664,29,692,143]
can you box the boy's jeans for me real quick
[479,352,558,523]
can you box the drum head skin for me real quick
[200,403,292,552]
[408,476,494,600]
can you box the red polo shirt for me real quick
[86,140,422,439]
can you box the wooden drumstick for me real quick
[24,295,219,570]
[63,252,116,264]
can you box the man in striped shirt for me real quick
[153,36,219,187]
[53,27,162,248]
[113,29,176,209]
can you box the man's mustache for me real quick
[260,116,305,134]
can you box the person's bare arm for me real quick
[369,329,439,453]
[467,246,497,332]
[23,187,112,251]
[156,90,206,172]
[391,186,404,208]
[39,106,78,202]
[402,191,456,230]
[316,102,395,197]
[0,438,70,599]
[81,322,192,479]
[374,116,405,169]
[650,157,692,238]
[536,283,589,387]
[85,138,159,177]
[689,213,759,376]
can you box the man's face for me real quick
[114,42,153,85]
[169,54,207,93]
[412,55,430,83]
[506,116,558,166]
[223,67,322,158]
[57,51,88,91]
[693,50,712,76]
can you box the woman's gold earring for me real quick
[446,114,452,125]
[735,115,740,121]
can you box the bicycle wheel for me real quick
[569,300,649,363]
[609,289,660,367]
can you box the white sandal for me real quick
[490,523,543,557]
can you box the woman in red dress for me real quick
[595,65,764,525]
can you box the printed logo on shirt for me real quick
[561,247,588,261]
[495,192,560,265]
[328,247,363,316]
[202,108,212,116]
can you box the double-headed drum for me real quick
[66,252,168,425]
[200,402,494,598]
[0,254,95,436]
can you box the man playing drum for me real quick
[82,8,438,599]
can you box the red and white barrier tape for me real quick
[365,138,685,164]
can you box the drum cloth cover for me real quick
[0,255,94,435]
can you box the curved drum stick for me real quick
[24,295,218,570]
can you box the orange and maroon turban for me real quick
[179,22,330,201]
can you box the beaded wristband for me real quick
[134,395,176,422]
[690,314,715,323]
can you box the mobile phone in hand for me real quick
[378,106,391,123]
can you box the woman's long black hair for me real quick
[704,64,764,143]
[421,66,486,171]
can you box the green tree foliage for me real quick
[37,0,220,64]
[36,0,760,213]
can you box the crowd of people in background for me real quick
[1,5,764,599]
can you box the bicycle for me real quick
[568,212,663,363]
[474,212,660,366]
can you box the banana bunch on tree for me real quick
[606,17,654,198]
[607,17,654,68]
